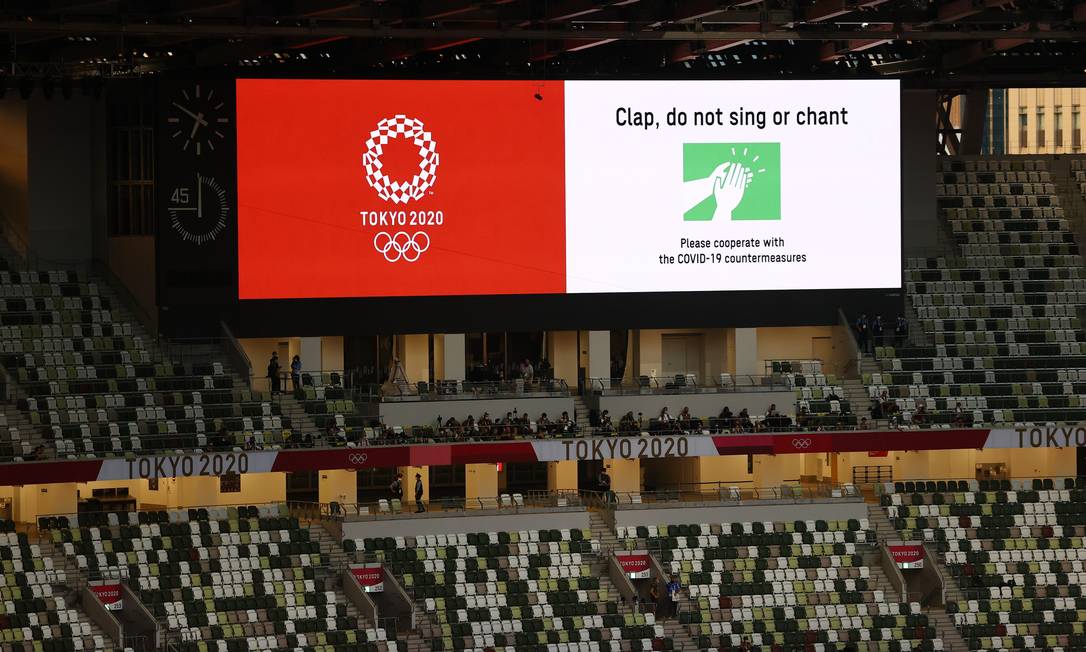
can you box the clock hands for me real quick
[173,102,209,128]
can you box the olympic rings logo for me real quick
[348,453,369,466]
[374,231,430,263]
[791,439,812,449]
[362,115,439,205]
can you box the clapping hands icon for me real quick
[683,161,753,221]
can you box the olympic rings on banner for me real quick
[373,231,430,263]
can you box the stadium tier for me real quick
[3,10,1086,650]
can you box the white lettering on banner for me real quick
[533,436,715,462]
[98,451,277,481]
[985,426,1086,449]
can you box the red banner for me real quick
[617,554,651,579]
[351,565,385,592]
[90,583,123,610]
[888,544,925,569]
[236,79,567,300]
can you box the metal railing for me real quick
[610,481,862,507]
[385,377,571,401]
[587,374,793,395]
[324,489,584,522]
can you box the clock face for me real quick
[166,83,230,156]
[168,173,230,245]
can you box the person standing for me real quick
[390,473,404,505]
[648,581,661,616]
[895,314,909,347]
[872,314,885,348]
[855,314,869,354]
[414,472,426,513]
[665,575,682,618]
[599,468,612,504]
[267,352,281,395]
[290,355,302,392]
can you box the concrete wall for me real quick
[902,90,938,256]
[26,95,105,263]
[108,236,156,320]
[341,509,589,541]
[836,446,1077,485]
[379,396,574,426]
[597,389,793,421]
[756,326,848,378]
[613,500,867,530]
[0,100,28,248]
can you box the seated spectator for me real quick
[214,426,232,450]
[618,411,638,434]
[796,407,810,430]
[714,406,735,433]
[736,408,753,432]
[244,436,263,451]
[766,403,779,418]
[558,411,575,435]
[858,416,869,430]
[678,406,701,431]
[302,432,314,448]
[952,401,969,426]
[913,402,928,425]
[598,410,614,434]
[657,407,681,434]
[879,391,898,417]
[463,414,478,436]
[537,412,552,435]
[478,412,493,437]
[441,415,462,439]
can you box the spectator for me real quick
[678,406,701,431]
[599,468,612,503]
[895,314,908,346]
[716,405,734,433]
[478,412,493,437]
[520,358,535,382]
[290,355,302,392]
[665,575,682,618]
[214,426,231,450]
[953,401,969,426]
[618,411,638,434]
[267,352,281,394]
[855,314,869,354]
[766,403,779,419]
[872,314,885,347]
[414,473,426,513]
[244,436,262,451]
[558,411,574,435]
[913,402,928,425]
[658,406,681,433]
[737,408,753,432]
[648,582,660,615]
[302,432,314,448]
[390,473,404,502]
[858,416,869,430]
[598,410,614,434]
[797,407,810,430]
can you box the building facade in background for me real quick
[986,88,1086,154]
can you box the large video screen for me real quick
[236,79,900,300]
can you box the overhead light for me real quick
[166,51,174,57]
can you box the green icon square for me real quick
[683,142,781,221]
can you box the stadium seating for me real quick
[869,158,1086,425]
[617,519,945,651]
[39,505,393,651]
[881,477,1086,651]
[771,359,856,428]
[0,519,119,651]
[0,267,294,460]
[344,528,671,651]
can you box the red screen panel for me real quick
[236,79,566,299]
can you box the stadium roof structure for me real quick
[0,0,1084,83]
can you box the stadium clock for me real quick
[168,173,230,245]
[165,83,230,156]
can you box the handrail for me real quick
[220,320,251,390]
[610,482,862,505]
[837,306,863,379]
[587,374,793,395]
